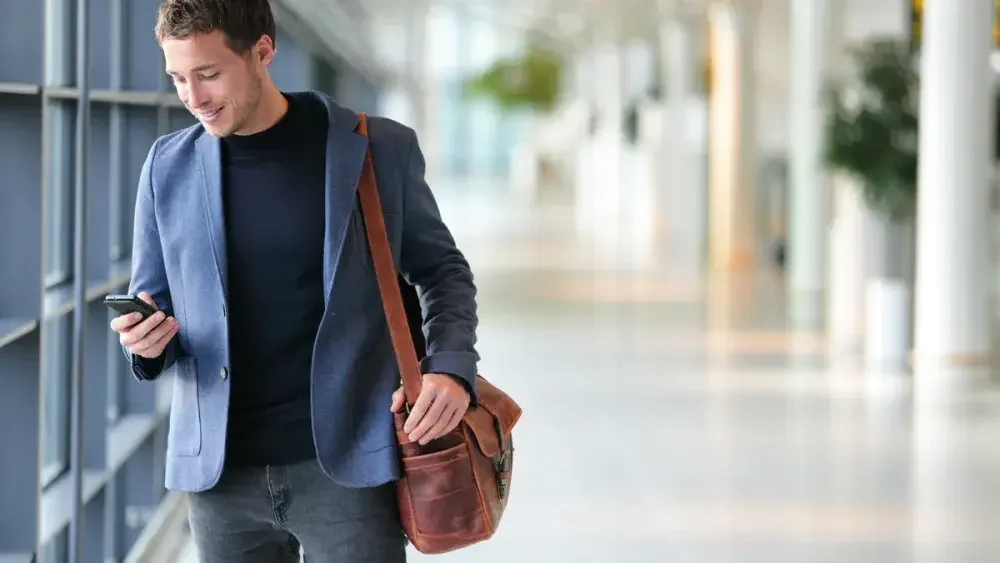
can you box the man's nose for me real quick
[187,86,209,108]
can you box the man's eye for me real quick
[200,73,220,80]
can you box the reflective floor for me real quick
[181,181,1000,562]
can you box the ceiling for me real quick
[285,0,726,86]
[348,0,713,51]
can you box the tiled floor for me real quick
[179,182,1000,562]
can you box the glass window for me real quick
[107,304,125,422]
[38,528,67,563]
[40,313,71,488]
[43,101,75,288]
[109,106,126,263]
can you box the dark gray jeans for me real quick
[187,459,407,562]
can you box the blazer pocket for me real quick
[166,356,203,457]
[356,351,398,452]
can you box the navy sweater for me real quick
[221,93,328,467]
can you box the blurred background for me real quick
[2,0,1000,561]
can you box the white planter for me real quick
[826,177,868,354]
[864,278,911,370]
[509,140,538,201]
[573,134,623,249]
[827,222,857,352]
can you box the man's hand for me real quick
[110,291,178,359]
[391,373,470,445]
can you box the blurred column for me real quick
[660,5,708,273]
[374,13,418,130]
[593,36,625,143]
[575,28,628,256]
[826,174,871,354]
[913,0,995,373]
[787,0,838,321]
[707,1,757,270]
[415,0,440,177]
[406,1,429,136]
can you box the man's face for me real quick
[162,30,269,137]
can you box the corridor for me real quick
[6,1,1000,561]
[178,185,1000,562]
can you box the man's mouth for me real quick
[199,107,223,122]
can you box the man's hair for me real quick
[155,0,277,53]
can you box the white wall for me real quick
[750,0,910,157]
[841,0,909,43]
[753,0,792,156]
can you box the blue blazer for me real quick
[124,92,480,493]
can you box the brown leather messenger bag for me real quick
[354,113,522,554]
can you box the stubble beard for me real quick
[227,72,263,137]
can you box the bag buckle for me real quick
[494,451,510,500]
[492,416,513,499]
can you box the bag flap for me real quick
[463,375,521,458]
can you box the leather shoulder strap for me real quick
[355,113,423,406]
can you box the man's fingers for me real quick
[131,317,177,356]
[123,311,167,346]
[110,293,159,333]
[108,292,171,358]
[150,323,179,354]
[120,312,167,348]
[110,312,143,333]
[443,405,466,434]
[129,321,177,357]
[137,310,167,333]
[423,404,462,444]
[133,322,178,358]
[390,388,405,413]
[408,394,448,444]
[403,385,436,434]
[137,292,158,308]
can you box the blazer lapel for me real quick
[193,94,366,305]
[319,97,368,303]
[196,134,227,293]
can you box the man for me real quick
[108,0,480,560]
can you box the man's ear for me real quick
[254,35,276,66]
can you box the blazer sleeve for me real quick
[123,138,179,381]
[396,128,481,403]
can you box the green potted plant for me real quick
[462,43,565,196]
[824,37,1000,367]
[824,38,919,226]
[462,45,563,112]
[823,38,920,368]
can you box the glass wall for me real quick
[0,0,376,560]
[425,5,529,179]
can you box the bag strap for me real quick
[355,113,423,407]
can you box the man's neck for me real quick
[237,85,289,136]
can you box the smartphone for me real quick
[104,294,158,319]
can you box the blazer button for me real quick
[220,367,228,380]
